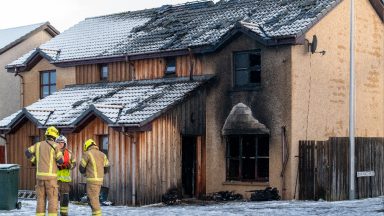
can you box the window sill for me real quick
[222,181,269,187]
[231,86,262,92]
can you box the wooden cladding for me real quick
[6,91,206,206]
[6,121,41,190]
[76,55,203,84]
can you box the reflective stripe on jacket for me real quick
[57,149,76,182]
[27,140,63,180]
[80,145,109,185]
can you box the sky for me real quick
[0,0,218,32]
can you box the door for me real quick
[182,136,196,198]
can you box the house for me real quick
[0,22,59,163]
[0,0,383,205]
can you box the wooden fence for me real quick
[299,137,384,201]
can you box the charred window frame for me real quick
[100,64,109,81]
[40,70,56,99]
[99,135,109,156]
[226,135,269,182]
[233,50,261,88]
[164,57,176,76]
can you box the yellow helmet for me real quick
[45,126,59,139]
[84,139,96,151]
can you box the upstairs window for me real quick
[226,135,269,182]
[40,70,56,98]
[99,135,109,155]
[234,51,261,87]
[165,57,176,75]
[100,64,109,81]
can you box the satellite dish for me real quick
[310,35,317,54]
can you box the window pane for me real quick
[257,136,269,157]
[235,69,249,86]
[227,159,239,180]
[243,135,256,157]
[249,70,261,84]
[42,86,49,98]
[100,136,108,155]
[42,72,49,84]
[249,54,261,67]
[228,136,240,157]
[234,53,249,69]
[165,57,176,74]
[257,158,269,179]
[100,65,108,80]
[50,85,56,94]
[242,158,255,180]
[50,72,56,84]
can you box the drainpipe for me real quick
[0,135,7,164]
[122,127,137,206]
[14,68,24,108]
[131,132,137,206]
[188,48,194,81]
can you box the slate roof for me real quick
[0,76,212,132]
[0,22,59,55]
[7,0,341,68]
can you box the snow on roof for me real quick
[8,0,340,67]
[0,23,47,53]
[0,76,212,131]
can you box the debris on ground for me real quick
[162,188,182,205]
[201,191,243,202]
[248,187,281,201]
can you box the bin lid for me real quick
[0,164,20,170]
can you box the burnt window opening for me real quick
[40,70,56,99]
[226,135,269,182]
[165,57,176,75]
[234,51,261,87]
[100,64,109,81]
[99,135,109,155]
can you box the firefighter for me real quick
[25,126,64,216]
[56,135,76,216]
[79,139,110,216]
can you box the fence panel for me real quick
[299,137,384,201]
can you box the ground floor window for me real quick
[226,135,269,182]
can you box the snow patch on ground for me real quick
[0,197,383,216]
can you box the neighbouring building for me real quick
[0,22,59,163]
[0,0,382,205]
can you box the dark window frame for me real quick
[164,57,176,76]
[99,64,109,81]
[225,134,269,182]
[99,135,109,156]
[40,70,56,99]
[233,50,262,89]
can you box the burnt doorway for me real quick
[182,136,196,198]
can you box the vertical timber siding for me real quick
[6,121,41,190]
[5,90,205,206]
[75,56,203,84]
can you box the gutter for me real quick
[122,127,137,206]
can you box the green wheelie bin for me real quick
[0,164,21,210]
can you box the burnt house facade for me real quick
[0,0,383,205]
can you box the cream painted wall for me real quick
[288,0,384,199]
[0,30,53,145]
[20,58,76,106]
[0,30,52,118]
